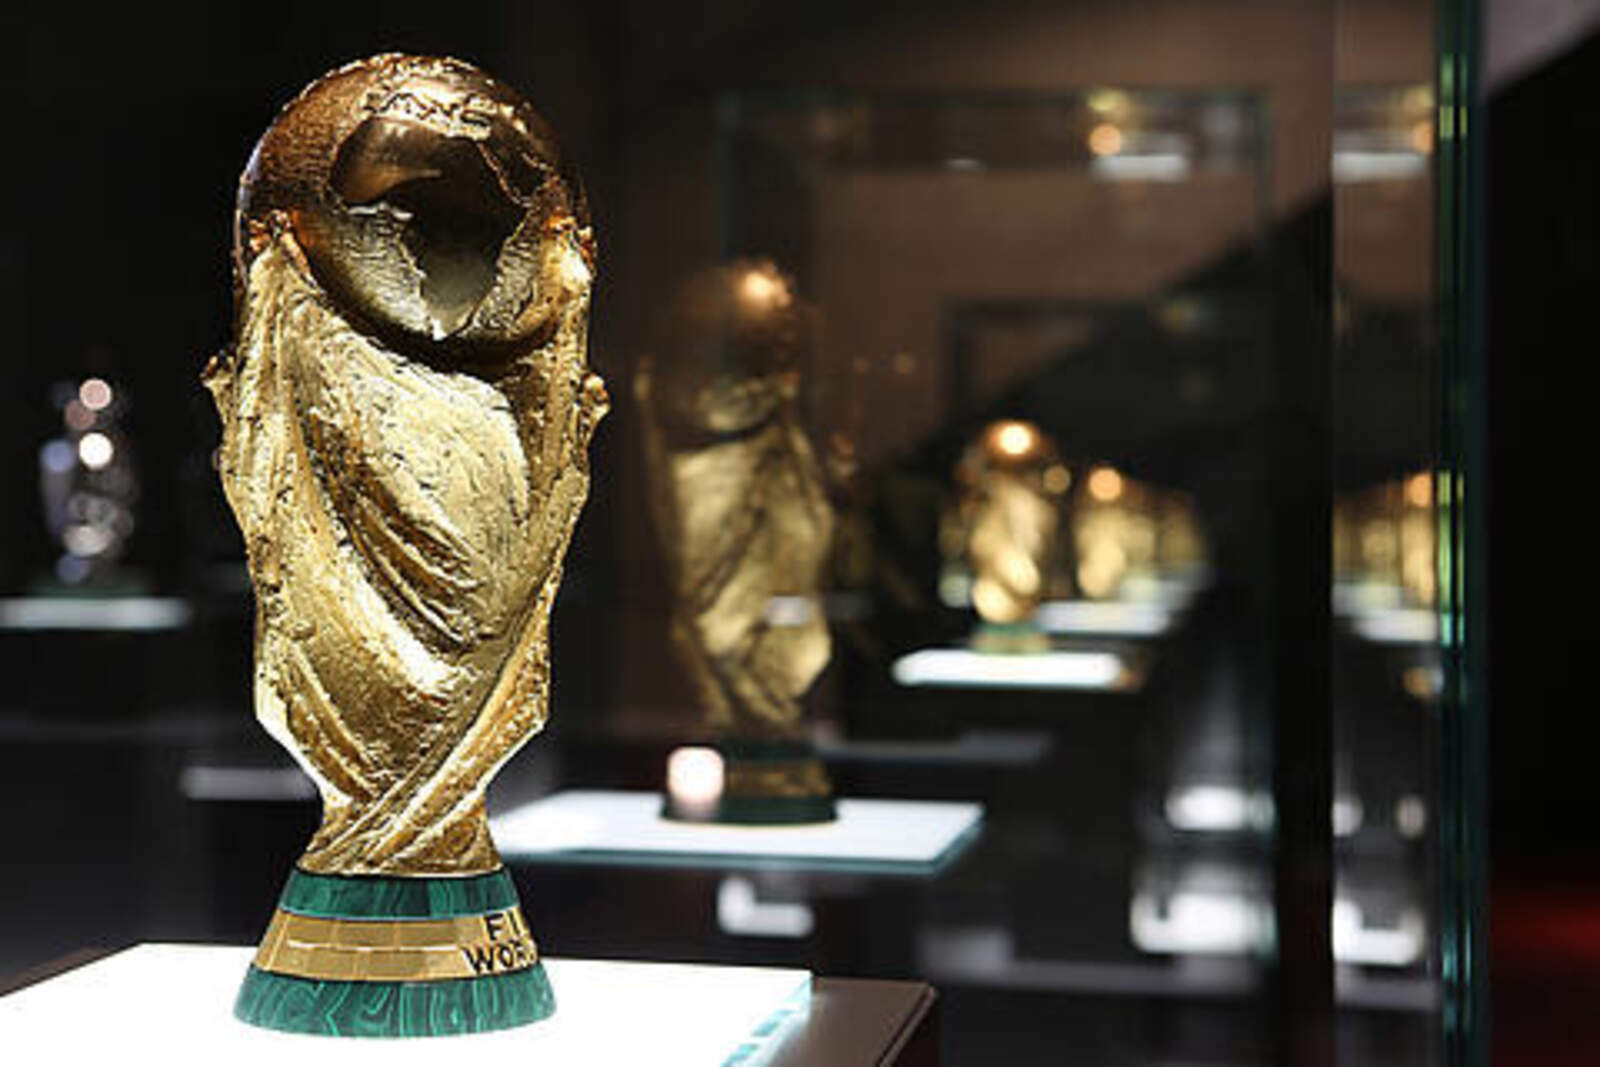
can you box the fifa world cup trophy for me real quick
[956,420,1064,653]
[205,55,607,1036]
[636,261,837,824]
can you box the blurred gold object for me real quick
[636,261,834,816]
[204,55,607,877]
[1333,470,1437,608]
[1071,466,1204,600]
[956,420,1064,630]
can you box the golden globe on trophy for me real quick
[205,54,607,1036]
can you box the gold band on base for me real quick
[253,906,539,982]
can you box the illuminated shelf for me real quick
[1034,599,1175,638]
[492,789,983,876]
[0,945,809,1066]
[890,648,1138,691]
[0,596,192,632]
[1344,607,1439,645]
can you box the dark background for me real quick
[1484,28,1600,1067]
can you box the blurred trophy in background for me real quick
[37,375,140,589]
[206,55,606,1036]
[1069,464,1207,602]
[1334,471,1437,610]
[637,260,837,824]
[952,420,1067,653]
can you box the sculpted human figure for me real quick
[207,55,603,1035]
[636,261,836,822]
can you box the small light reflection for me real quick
[77,432,115,470]
[78,378,114,411]
[737,266,790,312]
[40,440,75,475]
[1404,472,1432,508]
[1129,890,1424,966]
[1086,88,1130,116]
[666,746,725,818]
[1332,795,1365,837]
[1042,464,1071,495]
[1164,785,1272,833]
[762,595,815,627]
[993,420,1037,458]
[54,556,92,585]
[1409,120,1434,154]
[1087,122,1124,157]
[64,399,96,432]
[1402,84,1435,112]
[1395,794,1428,839]
[1402,665,1443,700]
[1333,899,1425,967]
[62,524,113,557]
[1086,465,1124,502]
[716,876,815,939]
[1130,890,1269,956]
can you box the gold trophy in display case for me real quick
[205,54,607,1036]
[952,419,1068,653]
[636,260,837,824]
[1069,464,1207,602]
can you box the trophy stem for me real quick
[235,867,554,1037]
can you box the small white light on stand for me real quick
[666,746,725,821]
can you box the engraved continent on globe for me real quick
[236,53,592,353]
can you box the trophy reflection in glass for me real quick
[1334,471,1436,609]
[952,420,1067,653]
[636,260,837,824]
[205,55,606,1036]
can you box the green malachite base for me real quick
[234,961,555,1038]
[700,793,838,825]
[235,868,554,1038]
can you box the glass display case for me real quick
[0,1,1487,1063]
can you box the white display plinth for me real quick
[0,945,809,1066]
[492,790,984,875]
[890,647,1137,691]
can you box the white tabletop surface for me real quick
[0,944,809,1066]
[492,790,983,874]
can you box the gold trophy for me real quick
[1334,471,1437,608]
[954,420,1066,653]
[205,54,607,1036]
[1070,464,1206,601]
[636,261,837,823]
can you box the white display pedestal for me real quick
[0,944,809,1066]
[890,647,1139,691]
[493,790,984,876]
